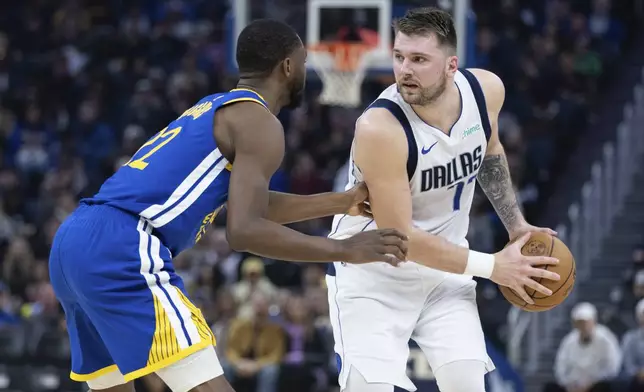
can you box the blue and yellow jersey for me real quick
[83,89,268,255]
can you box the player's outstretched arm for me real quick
[468,69,556,240]
[224,103,407,264]
[354,109,559,304]
[266,182,368,224]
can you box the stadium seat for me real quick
[1,365,32,391]
[30,366,63,392]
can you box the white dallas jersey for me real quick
[330,69,491,252]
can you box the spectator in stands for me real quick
[209,227,244,285]
[629,271,644,312]
[0,1,638,390]
[588,0,625,55]
[605,249,644,335]
[212,288,237,359]
[21,261,57,319]
[280,295,329,391]
[620,298,644,391]
[300,265,331,331]
[0,281,19,326]
[545,302,621,392]
[224,293,284,392]
[232,257,279,320]
[2,237,36,301]
[631,248,644,281]
[301,264,326,296]
[617,247,644,292]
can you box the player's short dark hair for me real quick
[393,7,457,51]
[236,19,302,76]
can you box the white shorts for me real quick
[326,261,495,392]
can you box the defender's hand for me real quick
[491,233,560,304]
[345,182,373,218]
[339,229,408,266]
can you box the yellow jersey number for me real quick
[122,101,215,170]
[124,126,182,170]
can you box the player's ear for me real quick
[282,58,292,78]
[447,55,458,75]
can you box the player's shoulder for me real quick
[356,103,405,141]
[354,108,408,156]
[354,104,409,162]
[221,98,281,130]
[464,68,505,112]
[465,68,504,91]
[213,94,283,158]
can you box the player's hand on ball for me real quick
[339,229,408,266]
[345,182,373,218]
[508,222,557,242]
[491,233,561,305]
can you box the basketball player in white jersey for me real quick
[326,7,561,392]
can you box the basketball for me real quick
[499,232,576,312]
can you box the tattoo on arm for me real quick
[477,154,523,232]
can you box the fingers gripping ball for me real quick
[499,232,576,312]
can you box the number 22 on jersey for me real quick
[124,126,182,170]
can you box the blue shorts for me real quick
[49,203,216,383]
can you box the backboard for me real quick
[226,0,471,78]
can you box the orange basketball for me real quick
[498,232,576,312]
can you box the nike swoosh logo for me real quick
[421,141,438,155]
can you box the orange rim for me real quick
[308,42,375,72]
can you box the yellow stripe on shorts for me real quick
[174,287,217,346]
[148,295,181,366]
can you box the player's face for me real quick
[393,32,458,106]
[573,319,595,340]
[284,44,307,109]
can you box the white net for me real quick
[308,45,388,107]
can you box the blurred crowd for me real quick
[542,277,644,392]
[0,0,640,391]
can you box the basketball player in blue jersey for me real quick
[48,19,407,392]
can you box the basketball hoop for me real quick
[308,42,387,107]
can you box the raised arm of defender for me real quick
[353,83,559,304]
